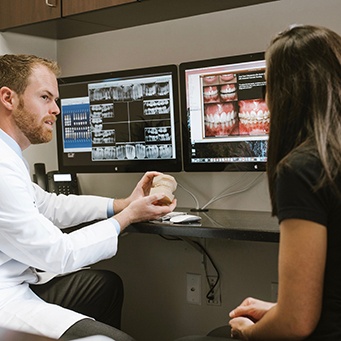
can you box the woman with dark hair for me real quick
[228,25,341,340]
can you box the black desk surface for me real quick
[128,208,280,243]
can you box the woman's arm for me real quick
[229,218,327,340]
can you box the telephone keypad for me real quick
[53,183,78,195]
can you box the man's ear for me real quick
[0,86,17,110]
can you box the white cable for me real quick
[200,172,249,209]
[200,173,265,210]
[177,181,200,210]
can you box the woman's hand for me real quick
[229,316,254,340]
[229,297,276,322]
[229,298,275,340]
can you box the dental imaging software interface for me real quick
[57,65,181,173]
[180,52,269,172]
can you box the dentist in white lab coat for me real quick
[0,54,176,341]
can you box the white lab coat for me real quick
[0,137,120,338]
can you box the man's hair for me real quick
[0,54,61,95]
[265,25,341,214]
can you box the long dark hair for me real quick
[266,25,341,215]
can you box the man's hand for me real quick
[129,171,162,200]
[114,193,176,231]
[113,171,162,213]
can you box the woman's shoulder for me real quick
[277,145,323,191]
[284,145,320,170]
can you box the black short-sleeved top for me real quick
[276,148,341,340]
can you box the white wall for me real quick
[0,32,58,174]
[1,0,340,340]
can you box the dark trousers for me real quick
[30,269,135,341]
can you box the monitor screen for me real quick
[56,64,182,173]
[180,52,269,172]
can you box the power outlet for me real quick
[186,273,201,305]
[206,276,221,306]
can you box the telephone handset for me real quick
[33,163,80,195]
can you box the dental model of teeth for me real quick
[149,174,177,205]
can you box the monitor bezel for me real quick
[56,64,182,173]
[179,52,267,172]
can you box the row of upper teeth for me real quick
[205,111,237,123]
[238,110,270,120]
[205,119,237,127]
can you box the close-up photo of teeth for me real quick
[143,99,170,115]
[91,143,172,161]
[238,99,269,135]
[202,73,238,104]
[204,103,238,137]
[144,127,171,142]
[220,83,238,102]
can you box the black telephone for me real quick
[33,163,80,195]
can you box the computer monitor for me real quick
[180,52,268,172]
[56,64,182,173]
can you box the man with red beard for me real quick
[0,54,176,341]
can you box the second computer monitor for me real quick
[180,52,269,172]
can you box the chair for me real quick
[174,325,233,341]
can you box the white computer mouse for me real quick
[170,214,201,224]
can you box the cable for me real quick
[159,235,181,241]
[200,172,249,210]
[180,237,220,301]
[177,173,250,212]
[177,172,264,212]
[157,235,220,302]
[200,172,265,210]
[177,181,200,210]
